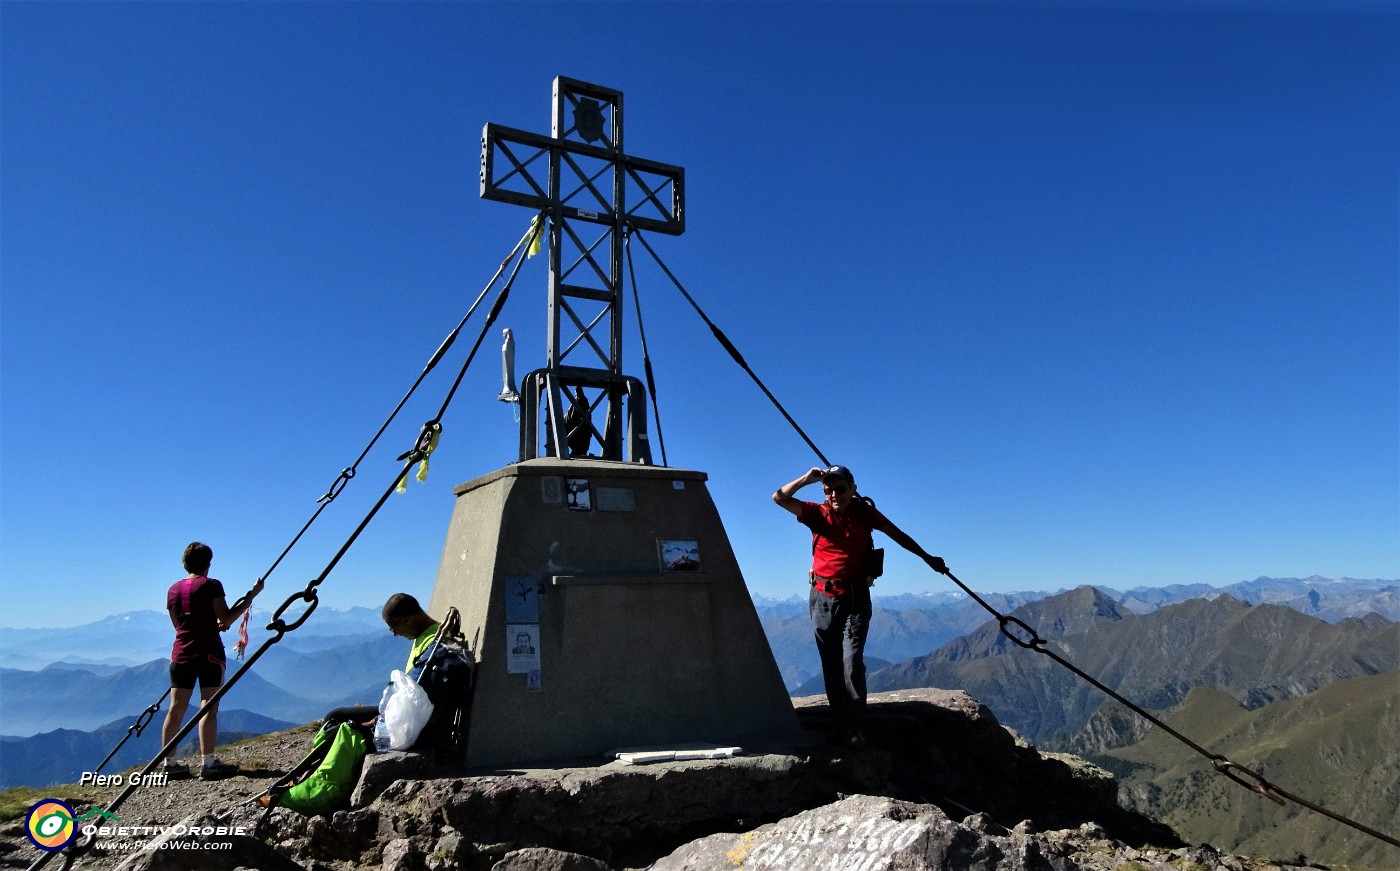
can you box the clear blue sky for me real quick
[3,1,1396,629]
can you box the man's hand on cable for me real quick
[923,554,949,574]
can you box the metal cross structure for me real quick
[481,76,685,464]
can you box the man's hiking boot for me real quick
[162,760,191,779]
[198,759,237,780]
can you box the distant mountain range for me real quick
[0,605,388,669]
[0,575,1393,793]
[0,659,328,737]
[1104,575,1400,623]
[4,576,1390,676]
[864,587,1397,743]
[756,574,1397,691]
[0,709,295,790]
[1,637,401,730]
[0,647,402,790]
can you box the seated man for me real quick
[265,595,474,812]
[322,593,472,754]
[383,593,441,671]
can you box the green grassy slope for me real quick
[1102,672,1400,870]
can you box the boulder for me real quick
[352,750,432,808]
[652,795,975,871]
[490,847,611,870]
[653,795,1251,871]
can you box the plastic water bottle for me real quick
[374,717,391,753]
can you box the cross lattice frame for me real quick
[481,77,685,463]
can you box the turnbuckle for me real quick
[1212,759,1286,806]
[319,467,356,504]
[268,588,320,636]
[998,614,1045,650]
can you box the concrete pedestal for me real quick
[427,458,802,767]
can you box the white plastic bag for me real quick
[378,669,434,751]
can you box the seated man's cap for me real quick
[823,465,855,484]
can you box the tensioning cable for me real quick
[26,216,545,871]
[623,228,668,466]
[251,213,546,585]
[630,228,830,468]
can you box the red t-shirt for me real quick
[167,575,227,665]
[796,499,887,589]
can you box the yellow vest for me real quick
[406,622,441,672]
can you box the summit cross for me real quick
[481,76,684,463]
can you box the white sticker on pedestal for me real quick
[507,624,540,674]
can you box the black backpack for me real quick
[407,613,477,763]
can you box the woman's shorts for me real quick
[169,657,225,691]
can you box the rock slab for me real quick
[654,795,1261,871]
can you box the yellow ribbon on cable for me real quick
[416,427,440,483]
[397,427,442,493]
[527,215,542,259]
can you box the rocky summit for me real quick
[0,689,1323,870]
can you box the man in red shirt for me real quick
[161,542,262,779]
[773,465,947,748]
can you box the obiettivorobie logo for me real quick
[24,800,119,852]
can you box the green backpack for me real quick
[277,721,370,815]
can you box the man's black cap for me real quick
[823,465,855,484]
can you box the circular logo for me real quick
[25,799,77,851]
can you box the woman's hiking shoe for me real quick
[198,759,237,780]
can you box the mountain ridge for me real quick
[867,588,1398,742]
[0,660,323,738]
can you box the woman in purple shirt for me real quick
[161,541,262,779]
